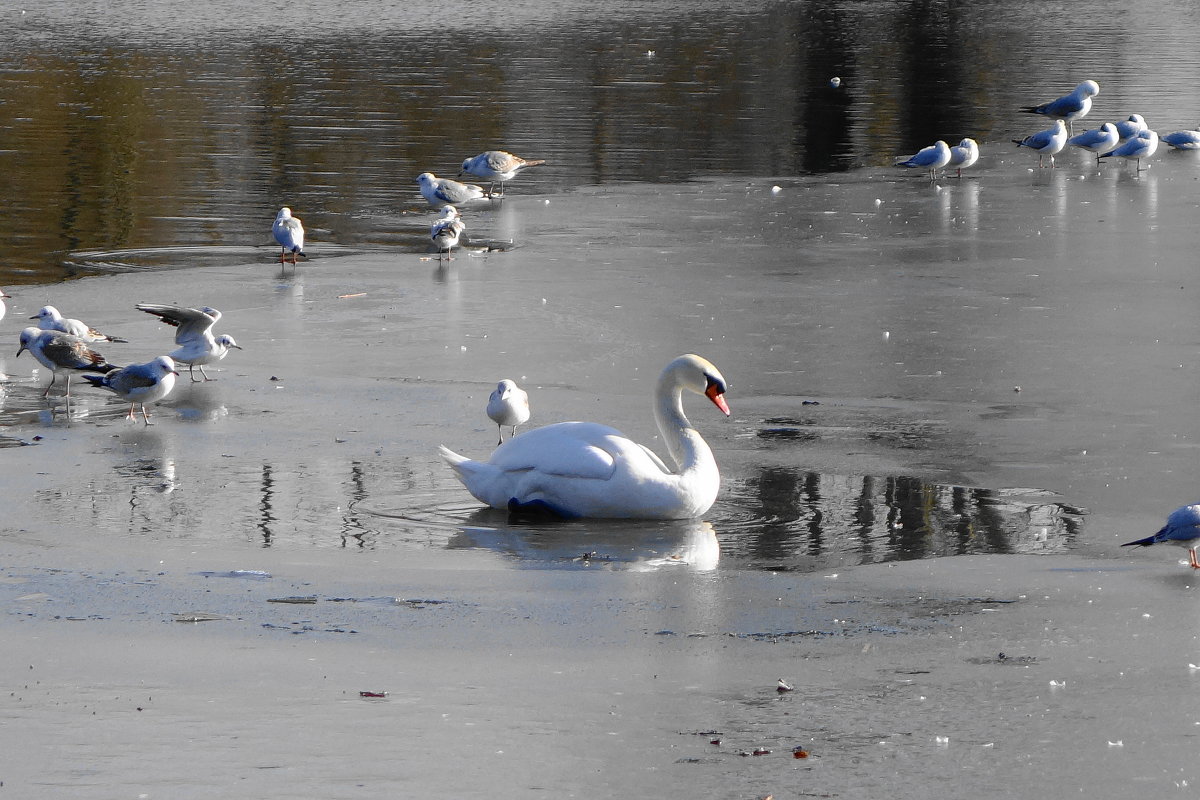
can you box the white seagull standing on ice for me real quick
[83,355,179,424]
[1123,503,1200,569]
[459,150,546,195]
[135,303,242,382]
[946,138,979,177]
[896,140,951,180]
[1021,79,1099,134]
[1067,123,1119,161]
[1162,128,1200,150]
[0,288,10,324]
[439,354,730,520]
[272,207,305,265]
[487,379,531,445]
[1013,119,1068,168]
[1114,114,1148,144]
[16,326,119,397]
[1099,128,1159,171]
[417,172,491,206]
[32,305,127,342]
[430,205,465,260]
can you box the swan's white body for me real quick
[486,379,530,444]
[0,288,9,323]
[439,354,729,520]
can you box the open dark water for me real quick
[2,0,1199,282]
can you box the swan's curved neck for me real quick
[654,378,713,474]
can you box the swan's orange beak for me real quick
[705,382,730,416]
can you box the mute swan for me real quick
[136,304,242,382]
[439,354,729,519]
[487,379,530,445]
[458,150,546,195]
[16,327,119,397]
[273,207,305,264]
[1123,504,1200,569]
[83,356,178,424]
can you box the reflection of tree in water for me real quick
[721,466,1083,570]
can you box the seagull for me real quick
[1099,129,1159,171]
[1122,504,1200,569]
[135,303,242,381]
[16,326,119,397]
[1067,123,1119,161]
[32,305,127,343]
[272,207,305,265]
[82,355,179,424]
[0,288,9,324]
[1021,79,1099,134]
[430,206,465,260]
[459,150,546,195]
[1114,114,1148,143]
[417,172,491,206]
[896,140,951,180]
[946,138,980,177]
[1013,119,1068,168]
[487,379,531,445]
[1162,128,1200,150]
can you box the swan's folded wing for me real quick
[491,442,616,480]
[481,422,634,480]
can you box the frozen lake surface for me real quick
[4,1,1200,798]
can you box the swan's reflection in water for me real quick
[447,514,719,571]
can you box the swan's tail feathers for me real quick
[507,497,577,520]
[437,444,473,477]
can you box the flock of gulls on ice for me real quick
[896,78,1200,179]
[3,104,1199,562]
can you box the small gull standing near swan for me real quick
[487,379,531,445]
